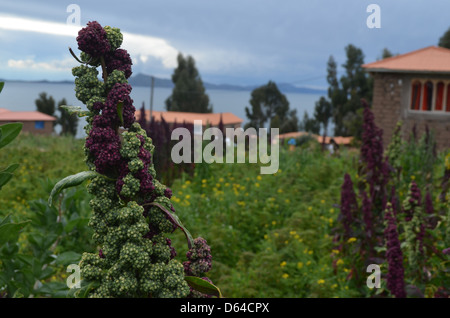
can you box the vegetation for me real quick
[245,80,299,133]
[165,53,212,113]
[35,92,78,136]
[308,45,373,139]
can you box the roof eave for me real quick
[363,67,450,75]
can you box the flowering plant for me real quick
[49,21,218,298]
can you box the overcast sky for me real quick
[1,0,449,88]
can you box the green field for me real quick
[0,133,448,298]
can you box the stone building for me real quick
[0,108,56,135]
[362,46,450,150]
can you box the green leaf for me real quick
[0,163,19,174]
[64,218,89,233]
[144,202,194,249]
[0,163,20,189]
[117,101,124,126]
[0,122,23,149]
[54,251,81,266]
[0,172,13,189]
[0,220,30,245]
[0,82,4,94]
[59,105,91,118]
[48,171,100,207]
[185,276,222,298]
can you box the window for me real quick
[410,79,450,113]
[35,121,44,129]
[410,81,421,110]
[422,81,433,111]
[436,82,444,111]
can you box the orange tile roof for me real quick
[0,108,56,121]
[362,46,450,74]
[136,110,243,126]
[277,131,353,145]
[316,135,353,145]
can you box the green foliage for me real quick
[57,98,79,136]
[0,82,23,190]
[168,145,357,297]
[0,122,23,150]
[0,185,94,298]
[323,45,373,137]
[48,170,102,206]
[184,276,222,298]
[35,92,78,136]
[438,26,450,49]
[166,53,212,113]
[298,111,320,134]
[313,96,332,136]
[35,92,56,119]
[245,81,298,133]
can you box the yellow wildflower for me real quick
[317,279,325,285]
[282,273,289,279]
[347,237,357,243]
[297,262,303,269]
[280,261,287,267]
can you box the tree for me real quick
[245,80,292,132]
[326,44,372,137]
[165,53,212,113]
[35,92,56,119]
[298,111,320,134]
[57,98,78,136]
[438,27,450,49]
[313,96,332,136]
[381,48,394,59]
[35,93,78,136]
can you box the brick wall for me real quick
[0,120,54,135]
[371,72,450,151]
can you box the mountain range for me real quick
[1,73,327,95]
[128,73,327,94]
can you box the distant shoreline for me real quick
[0,73,327,95]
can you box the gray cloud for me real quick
[1,0,450,87]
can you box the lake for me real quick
[0,81,324,138]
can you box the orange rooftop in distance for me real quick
[136,110,243,129]
[0,108,56,135]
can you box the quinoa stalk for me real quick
[67,21,213,298]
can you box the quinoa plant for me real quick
[49,21,217,298]
[383,202,406,298]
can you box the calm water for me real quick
[0,81,324,138]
